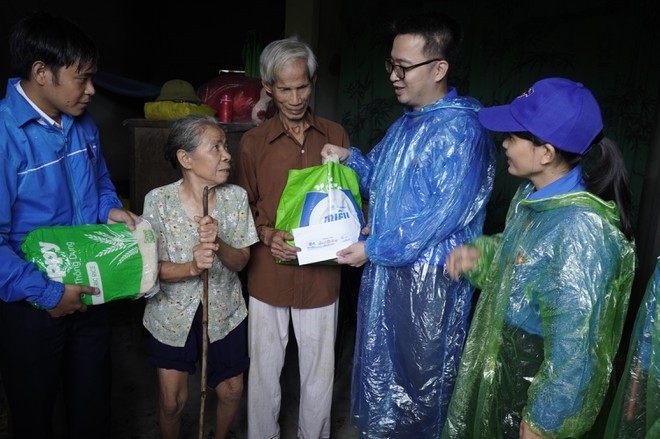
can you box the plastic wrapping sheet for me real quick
[345,94,496,437]
[443,184,637,439]
[605,258,660,438]
[197,74,275,124]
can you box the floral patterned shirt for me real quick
[142,180,258,347]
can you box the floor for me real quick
[0,269,361,439]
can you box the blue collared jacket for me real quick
[0,78,123,308]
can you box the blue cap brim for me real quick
[478,104,527,133]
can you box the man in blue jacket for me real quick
[0,12,137,439]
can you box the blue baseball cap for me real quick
[478,77,603,155]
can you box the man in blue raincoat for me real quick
[322,11,496,438]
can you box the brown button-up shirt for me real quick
[234,110,351,308]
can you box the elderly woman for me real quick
[142,114,258,439]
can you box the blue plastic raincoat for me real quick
[605,258,660,438]
[443,183,636,439]
[345,89,496,438]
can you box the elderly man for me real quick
[234,36,350,439]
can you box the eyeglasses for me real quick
[385,58,442,79]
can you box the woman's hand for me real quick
[190,242,219,276]
[196,215,219,243]
[520,420,544,439]
[445,246,481,281]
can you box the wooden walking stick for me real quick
[198,185,211,439]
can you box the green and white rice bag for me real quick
[21,219,159,305]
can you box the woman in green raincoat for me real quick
[605,257,660,438]
[443,77,636,439]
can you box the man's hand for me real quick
[336,241,368,267]
[47,284,99,317]
[270,230,300,261]
[107,207,139,231]
[321,144,351,163]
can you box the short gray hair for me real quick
[163,114,220,170]
[259,36,317,86]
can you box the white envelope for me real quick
[292,218,360,265]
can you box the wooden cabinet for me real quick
[124,118,252,214]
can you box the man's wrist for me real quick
[258,226,273,246]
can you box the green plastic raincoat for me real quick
[605,258,660,438]
[443,182,636,438]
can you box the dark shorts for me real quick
[149,305,249,389]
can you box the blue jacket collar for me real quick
[6,77,73,132]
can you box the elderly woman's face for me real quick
[184,124,231,186]
[265,58,313,124]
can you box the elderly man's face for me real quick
[264,58,313,124]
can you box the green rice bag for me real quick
[274,160,364,265]
[21,219,159,305]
